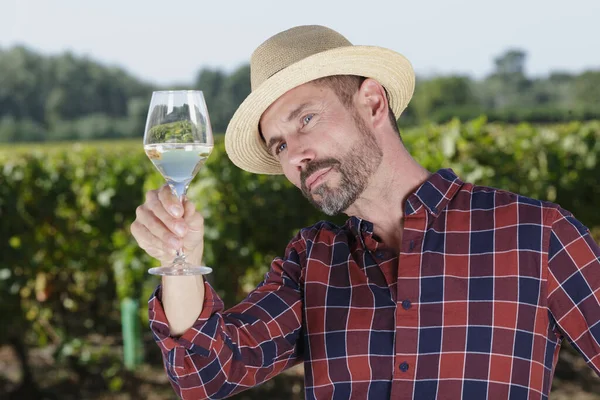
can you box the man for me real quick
[131,25,600,399]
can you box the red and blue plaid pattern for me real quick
[148,169,600,399]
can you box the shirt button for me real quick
[402,300,412,310]
[399,362,409,372]
[409,240,415,251]
[375,251,385,258]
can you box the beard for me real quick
[300,112,383,215]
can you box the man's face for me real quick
[259,81,383,215]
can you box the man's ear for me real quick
[355,78,389,128]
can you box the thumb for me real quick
[181,198,204,263]
[182,197,203,231]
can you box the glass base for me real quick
[148,263,212,276]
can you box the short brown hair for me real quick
[312,75,400,134]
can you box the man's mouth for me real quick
[305,167,333,192]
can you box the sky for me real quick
[1,0,599,86]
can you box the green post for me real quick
[121,297,143,370]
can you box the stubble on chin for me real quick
[301,111,383,216]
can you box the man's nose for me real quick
[286,137,315,171]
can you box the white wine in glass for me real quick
[143,90,213,276]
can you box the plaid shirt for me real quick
[148,168,600,399]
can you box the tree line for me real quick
[0,46,598,142]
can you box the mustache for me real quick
[300,158,340,190]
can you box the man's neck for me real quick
[345,150,431,251]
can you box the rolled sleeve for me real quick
[146,231,307,399]
[148,279,224,369]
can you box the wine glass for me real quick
[143,90,213,276]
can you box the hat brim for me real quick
[225,45,416,175]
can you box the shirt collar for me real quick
[346,168,464,236]
[405,168,464,217]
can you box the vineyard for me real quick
[1,118,599,399]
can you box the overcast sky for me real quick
[1,0,599,86]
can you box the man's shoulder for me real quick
[454,181,563,213]
[445,179,590,239]
[447,180,578,228]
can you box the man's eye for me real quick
[275,142,287,155]
[302,114,314,126]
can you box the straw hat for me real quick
[224,25,416,175]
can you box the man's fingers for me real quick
[145,188,159,204]
[135,204,178,243]
[131,215,181,253]
[131,220,176,266]
[183,196,195,216]
[158,184,183,218]
[182,198,203,231]
[131,219,167,251]
[133,187,205,265]
[144,244,171,261]
[180,197,204,256]
[144,189,187,238]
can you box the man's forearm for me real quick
[161,275,205,336]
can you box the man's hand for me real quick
[130,184,205,267]
[130,184,206,336]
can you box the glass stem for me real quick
[172,188,187,265]
[174,249,186,262]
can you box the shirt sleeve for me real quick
[147,234,306,399]
[547,206,600,376]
